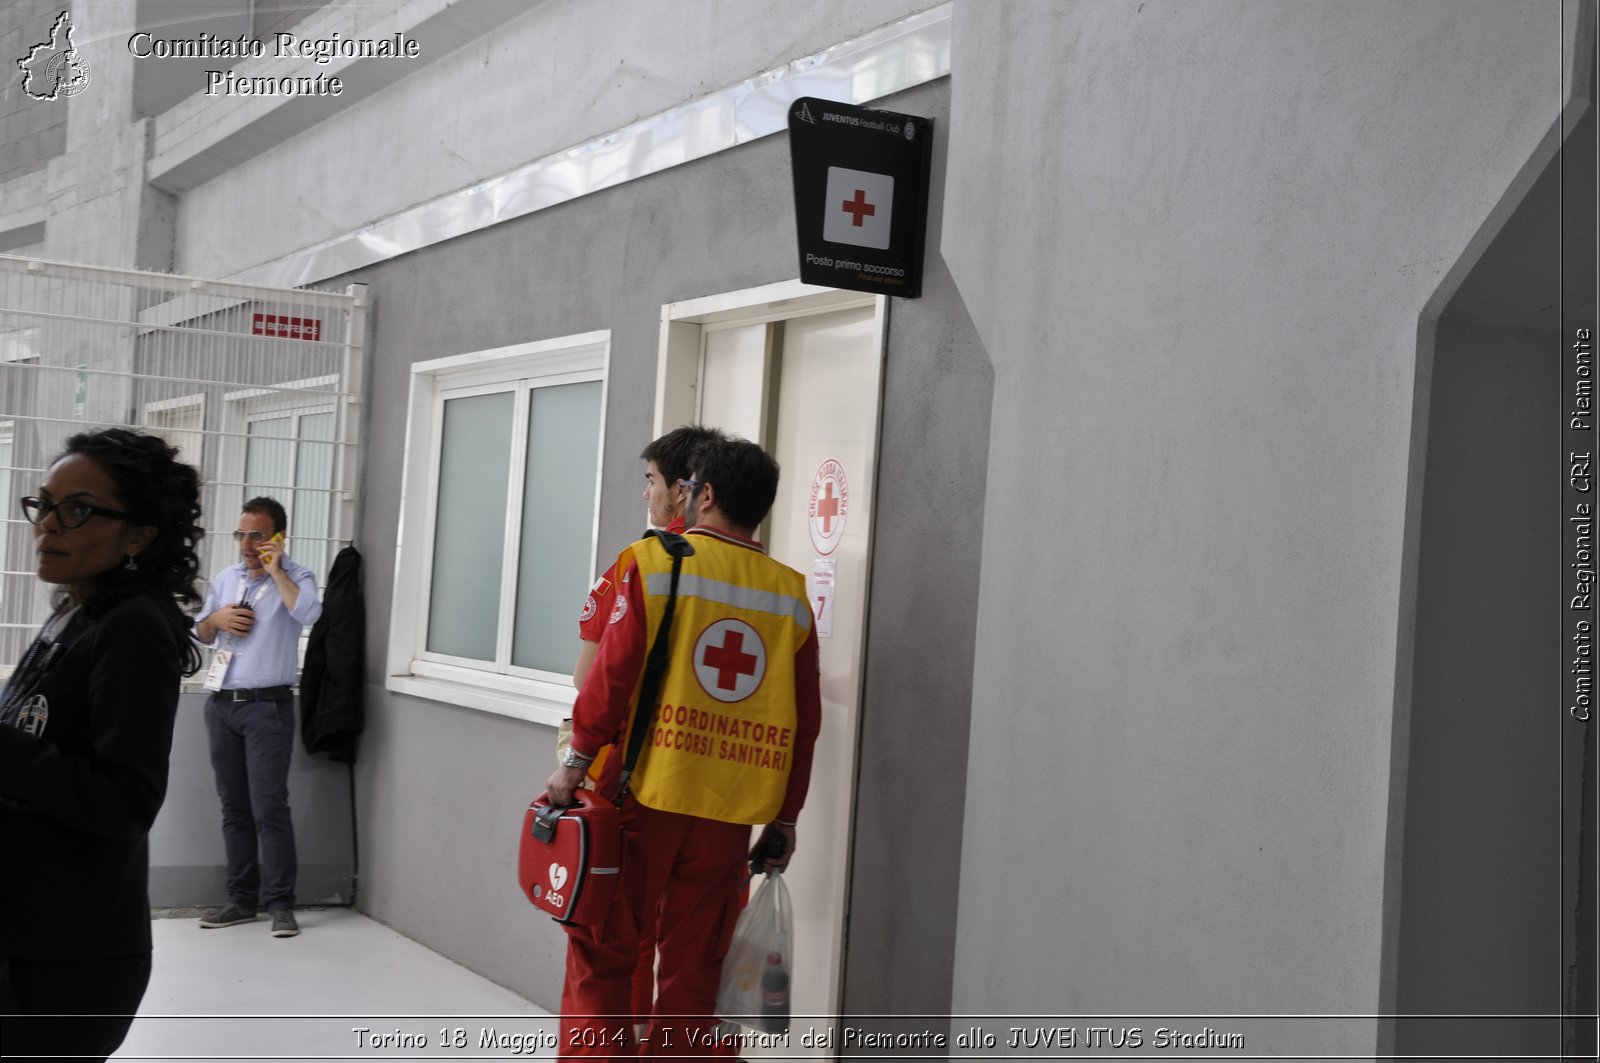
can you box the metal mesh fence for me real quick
[0,253,364,670]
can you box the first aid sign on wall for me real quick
[789,97,933,298]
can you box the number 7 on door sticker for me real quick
[810,559,835,639]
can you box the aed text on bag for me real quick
[648,702,793,771]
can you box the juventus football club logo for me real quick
[15,695,49,737]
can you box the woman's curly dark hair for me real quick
[56,428,205,675]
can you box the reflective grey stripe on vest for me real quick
[644,572,813,631]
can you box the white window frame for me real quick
[222,376,340,493]
[0,325,40,364]
[386,330,609,724]
[175,381,344,693]
[0,330,36,608]
[142,393,207,469]
[220,375,341,499]
[211,375,343,589]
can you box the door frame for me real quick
[655,280,885,433]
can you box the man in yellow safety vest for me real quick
[546,435,821,1059]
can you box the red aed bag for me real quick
[518,789,622,927]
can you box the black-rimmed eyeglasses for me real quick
[20,496,129,529]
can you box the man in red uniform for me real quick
[547,437,821,1059]
[566,425,725,1032]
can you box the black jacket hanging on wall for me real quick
[300,545,365,764]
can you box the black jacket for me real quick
[0,594,182,958]
[300,545,365,764]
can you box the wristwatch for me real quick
[560,746,594,770]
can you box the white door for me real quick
[659,283,885,1053]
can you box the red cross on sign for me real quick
[841,189,876,227]
[821,166,894,251]
[693,619,767,702]
[816,482,841,533]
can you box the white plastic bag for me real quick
[715,870,793,1035]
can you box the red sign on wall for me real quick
[252,314,322,341]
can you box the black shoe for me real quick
[270,910,300,938]
[199,904,257,928]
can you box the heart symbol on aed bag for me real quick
[548,863,569,890]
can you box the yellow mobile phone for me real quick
[260,532,285,566]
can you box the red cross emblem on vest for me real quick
[692,619,767,703]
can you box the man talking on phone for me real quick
[193,497,321,939]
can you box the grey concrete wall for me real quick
[0,0,71,182]
[0,0,175,270]
[332,78,988,1012]
[130,0,251,119]
[148,691,357,908]
[1390,318,1563,1054]
[840,89,992,1021]
[168,0,937,280]
[939,0,1576,1052]
[351,687,566,1003]
[1387,75,1595,1054]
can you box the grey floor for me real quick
[113,908,556,1061]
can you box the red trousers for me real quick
[560,800,748,1060]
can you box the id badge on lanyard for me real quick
[203,574,252,692]
[202,649,233,692]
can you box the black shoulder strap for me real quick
[615,530,696,806]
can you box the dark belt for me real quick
[219,685,294,702]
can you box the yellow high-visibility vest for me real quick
[623,532,812,824]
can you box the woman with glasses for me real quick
[0,427,203,1061]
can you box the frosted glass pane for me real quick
[292,412,335,580]
[427,392,514,660]
[699,324,767,442]
[245,416,293,498]
[512,381,601,672]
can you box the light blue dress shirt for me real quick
[195,558,323,689]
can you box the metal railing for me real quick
[0,253,365,669]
